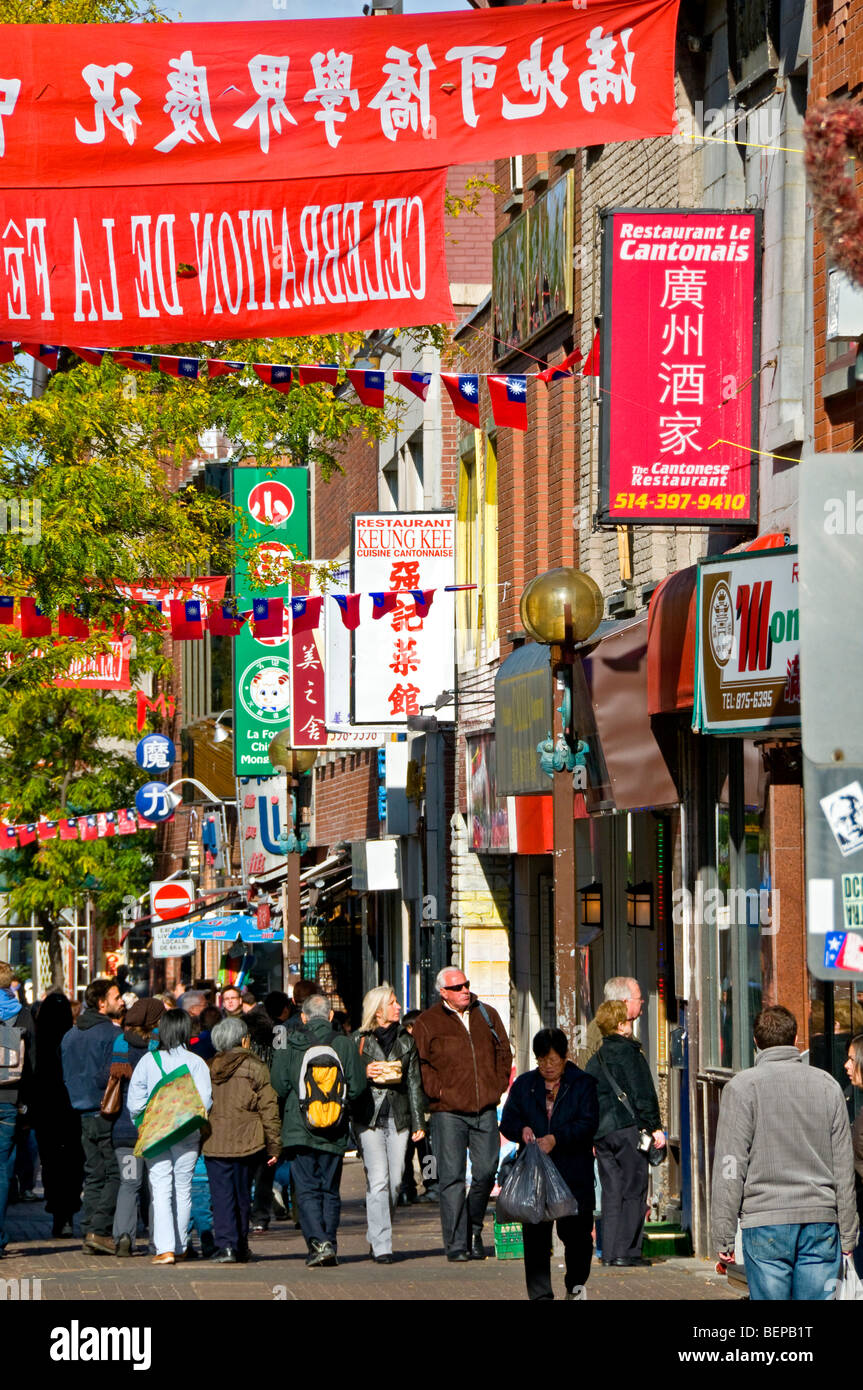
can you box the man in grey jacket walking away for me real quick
[711,1004,858,1300]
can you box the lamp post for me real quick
[519,567,603,1044]
[267,732,318,986]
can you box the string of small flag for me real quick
[2,338,599,434]
[1,806,166,851]
[0,586,477,641]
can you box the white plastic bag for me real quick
[836,1254,863,1301]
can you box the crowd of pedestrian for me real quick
[1,954,861,1300]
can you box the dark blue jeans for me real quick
[289,1148,344,1251]
[742,1222,841,1300]
[0,1103,18,1252]
[205,1153,258,1252]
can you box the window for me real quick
[509,155,523,193]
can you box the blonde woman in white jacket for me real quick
[127,1009,212,1265]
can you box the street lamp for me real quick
[212,709,233,745]
[626,880,654,930]
[267,733,319,987]
[518,566,603,1044]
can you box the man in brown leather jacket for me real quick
[412,968,512,1262]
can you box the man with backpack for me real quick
[412,968,512,1262]
[61,976,125,1256]
[270,993,367,1268]
[0,960,36,1259]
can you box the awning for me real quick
[647,566,697,716]
[494,642,553,796]
[582,617,680,811]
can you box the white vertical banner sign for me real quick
[352,512,456,724]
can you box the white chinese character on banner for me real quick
[660,313,703,357]
[234,54,296,153]
[155,50,220,153]
[658,414,702,454]
[0,78,21,157]
[658,362,705,406]
[75,64,140,146]
[445,45,506,128]
[298,643,320,670]
[305,50,359,148]
[300,716,324,739]
[577,27,635,114]
[502,38,568,120]
[369,44,435,141]
[660,266,707,311]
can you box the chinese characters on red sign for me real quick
[0,3,678,188]
[600,210,760,526]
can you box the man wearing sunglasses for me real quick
[412,968,512,1262]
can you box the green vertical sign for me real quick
[233,468,310,776]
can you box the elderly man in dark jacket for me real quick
[412,967,512,1262]
[501,1026,599,1300]
[585,999,664,1268]
[270,994,367,1268]
[61,976,125,1256]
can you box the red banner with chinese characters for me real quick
[0,172,450,345]
[599,209,760,526]
[0,2,679,190]
[54,637,132,690]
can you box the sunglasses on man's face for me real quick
[443,980,470,990]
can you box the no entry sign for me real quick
[150,878,194,923]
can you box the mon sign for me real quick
[693,548,800,735]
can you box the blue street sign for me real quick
[168,914,283,943]
[135,734,176,773]
[135,781,175,823]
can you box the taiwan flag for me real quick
[1,825,17,849]
[96,812,115,838]
[0,597,14,625]
[169,599,205,640]
[20,344,59,370]
[333,594,361,631]
[0,343,14,364]
[252,597,285,638]
[488,375,528,431]
[393,371,432,401]
[411,589,435,619]
[58,607,90,639]
[117,809,138,835]
[207,602,249,636]
[159,356,200,381]
[19,598,51,638]
[582,331,600,377]
[69,347,106,367]
[114,352,154,372]
[208,359,244,379]
[17,824,37,846]
[370,592,399,620]
[347,369,386,408]
[440,373,480,427]
[37,820,58,842]
[298,365,340,388]
[79,816,99,841]
[59,818,79,841]
[291,596,323,635]
[537,348,583,384]
[254,364,293,394]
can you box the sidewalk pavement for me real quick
[2,1158,739,1303]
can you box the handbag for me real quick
[597,1050,666,1166]
[100,1033,131,1117]
[133,1051,209,1160]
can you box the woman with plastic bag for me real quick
[499,1027,599,1301]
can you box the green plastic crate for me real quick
[494,1220,524,1260]
[641,1222,692,1258]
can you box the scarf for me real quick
[0,989,21,1022]
[374,1021,400,1057]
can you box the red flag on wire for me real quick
[393,371,432,401]
[169,599,205,640]
[582,331,600,376]
[59,818,79,841]
[69,347,106,366]
[208,359,244,379]
[114,352,153,372]
[333,594,361,630]
[487,374,529,431]
[290,597,324,635]
[0,343,14,364]
[58,607,90,639]
[410,589,435,619]
[20,344,59,369]
[253,364,293,394]
[0,597,15,625]
[297,365,340,387]
[207,602,249,636]
[158,356,199,380]
[371,592,399,619]
[537,348,583,384]
[251,597,285,638]
[440,373,481,427]
[347,369,386,408]
[19,598,51,638]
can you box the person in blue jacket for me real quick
[500,1027,599,1301]
[111,998,164,1257]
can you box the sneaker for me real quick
[115,1235,133,1258]
[306,1240,338,1268]
[83,1233,116,1256]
